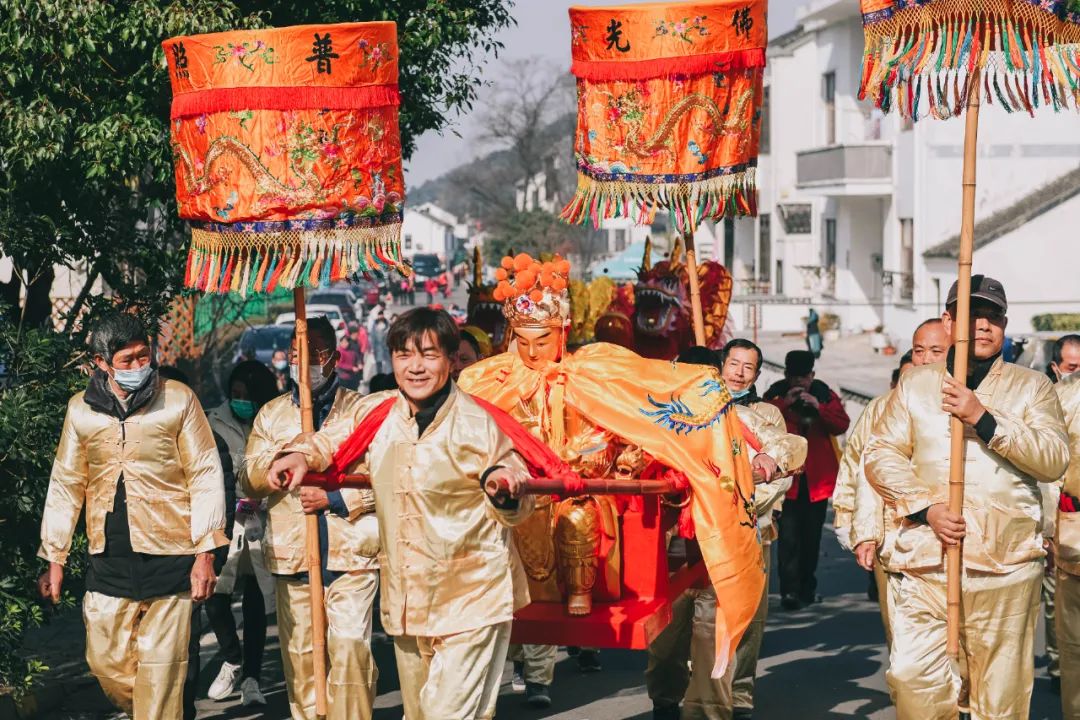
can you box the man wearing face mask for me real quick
[865,276,1069,719]
[243,316,381,720]
[267,308,535,720]
[271,349,290,392]
[37,312,227,720]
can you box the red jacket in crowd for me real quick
[765,379,850,503]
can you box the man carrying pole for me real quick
[864,277,1068,719]
[244,316,380,720]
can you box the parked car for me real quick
[233,324,295,365]
[410,253,443,281]
[275,304,347,341]
[308,288,361,322]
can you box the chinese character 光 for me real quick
[307,33,340,75]
[732,7,753,38]
[605,19,631,53]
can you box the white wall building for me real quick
[729,0,1080,340]
[401,202,459,262]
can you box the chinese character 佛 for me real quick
[307,32,340,75]
[605,19,631,53]
[171,42,189,79]
[731,7,753,38]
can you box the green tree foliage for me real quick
[0,0,512,695]
[484,209,594,267]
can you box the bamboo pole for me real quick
[946,67,982,660]
[683,232,707,346]
[294,288,330,716]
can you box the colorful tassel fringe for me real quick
[559,168,758,238]
[859,0,1080,119]
[185,223,405,296]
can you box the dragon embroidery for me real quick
[624,89,753,157]
[704,458,758,531]
[640,377,732,435]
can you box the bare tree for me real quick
[476,58,574,210]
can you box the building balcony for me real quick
[796,144,893,196]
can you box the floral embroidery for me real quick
[230,110,254,130]
[571,23,588,46]
[654,16,709,43]
[357,39,392,71]
[212,40,276,72]
[515,295,535,314]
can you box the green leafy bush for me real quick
[1031,314,1080,332]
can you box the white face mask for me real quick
[290,362,328,392]
[113,364,154,392]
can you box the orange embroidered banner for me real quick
[560,1,767,236]
[162,23,405,295]
[859,0,1080,119]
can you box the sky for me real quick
[403,0,804,187]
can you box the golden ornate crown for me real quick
[493,252,571,328]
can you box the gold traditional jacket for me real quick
[292,386,534,637]
[1056,373,1080,576]
[834,393,888,546]
[865,358,1069,574]
[244,389,379,575]
[739,402,805,543]
[39,379,228,565]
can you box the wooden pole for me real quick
[294,288,330,716]
[683,232,707,346]
[946,67,981,660]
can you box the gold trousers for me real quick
[393,621,512,720]
[731,549,772,711]
[82,591,192,720]
[1057,569,1080,719]
[645,584,733,720]
[276,571,380,720]
[508,643,557,686]
[874,558,895,651]
[1045,570,1060,679]
[888,563,1042,720]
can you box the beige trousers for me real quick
[82,591,192,720]
[887,562,1042,720]
[874,558,895,650]
[1058,569,1080,719]
[394,621,512,720]
[731,549,772,711]
[276,571,380,720]
[508,643,558,685]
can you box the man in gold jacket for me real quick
[1051,336,1080,718]
[844,319,950,650]
[270,308,535,720]
[37,313,227,720]
[645,340,807,720]
[243,317,380,720]
[865,276,1069,720]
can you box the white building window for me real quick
[900,218,914,301]
[758,213,771,287]
[824,218,837,296]
[778,204,812,234]
[404,234,413,250]
[823,71,836,146]
[615,229,627,252]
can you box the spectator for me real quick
[452,328,487,380]
[765,350,850,610]
[336,334,361,390]
[424,277,438,305]
[270,349,289,392]
[806,308,823,358]
[202,361,280,708]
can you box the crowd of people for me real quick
[32,272,1079,720]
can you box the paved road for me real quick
[40,511,1060,719]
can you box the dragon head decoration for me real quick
[599,236,734,360]
[466,246,509,352]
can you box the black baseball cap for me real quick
[946,274,1007,312]
[784,350,815,376]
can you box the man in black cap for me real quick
[765,349,850,610]
[865,275,1069,719]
